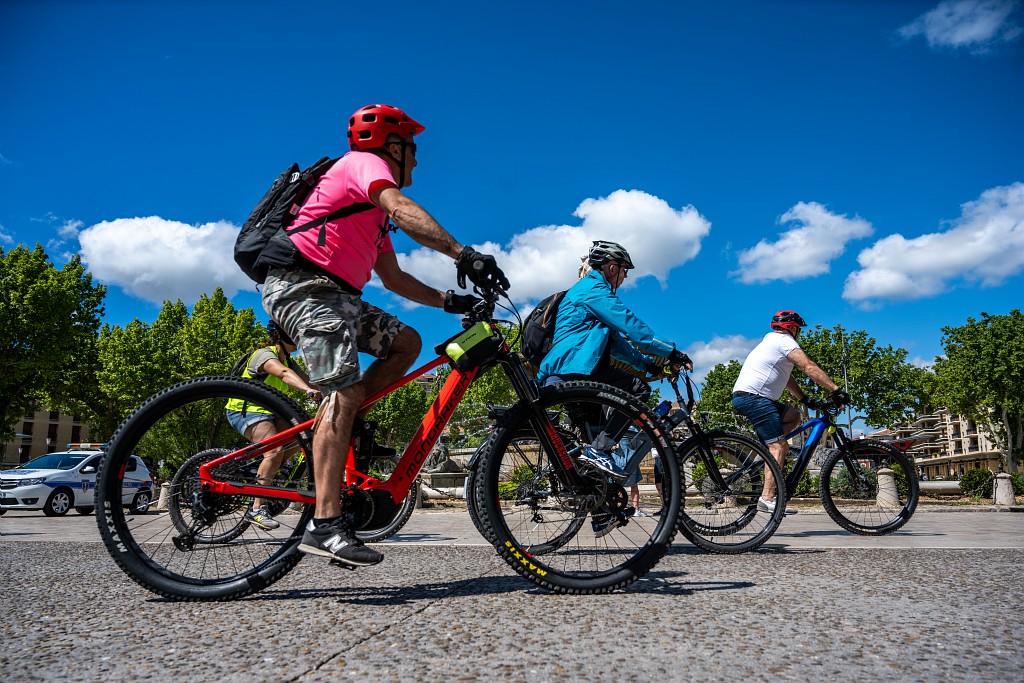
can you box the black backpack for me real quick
[519,290,567,367]
[234,157,375,284]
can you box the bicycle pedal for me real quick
[328,559,358,571]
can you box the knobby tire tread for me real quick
[95,375,314,601]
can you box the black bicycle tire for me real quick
[674,430,786,554]
[95,375,315,601]
[469,428,588,555]
[476,380,682,594]
[819,439,919,536]
[356,483,419,542]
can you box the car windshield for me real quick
[17,453,93,470]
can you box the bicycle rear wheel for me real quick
[819,440,918,535]
[475,381,681,594]
[675,430,786,554]
[95,376,315,601]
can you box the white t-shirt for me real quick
[733,332,801,401]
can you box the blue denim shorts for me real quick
[731,393,788,444]
[225,408,274,437]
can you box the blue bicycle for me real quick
[782,397,919,535]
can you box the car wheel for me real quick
[129,489,152,515]
[43,488,73,516]
[75,506,96,515]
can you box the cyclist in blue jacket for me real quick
[538,241,691,533]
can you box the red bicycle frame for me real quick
[198,355,480,506]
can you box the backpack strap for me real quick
[285,201,376,246]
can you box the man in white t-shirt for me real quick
[732,311,849,514]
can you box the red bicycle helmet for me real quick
[771,310,806,334]
[347,104,425,151]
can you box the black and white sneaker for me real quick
[298,519,384,567]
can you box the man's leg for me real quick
[354,327,421,419]
[764,406,800,499]
[311,385,364,519]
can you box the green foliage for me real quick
[1010,473,1024,496]
[366,380,430,449]
[497,463,545,499]
[934,310,1024,472]
[796,325,930,429]
[782,457,818,496]
[690,454,725,490]
[698,360,742,422]
[0,244,106,440]
[959,468,994,499]
[93,288,265,438]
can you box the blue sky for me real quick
[2,0,1022,383]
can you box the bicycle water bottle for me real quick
[653,400,672,418]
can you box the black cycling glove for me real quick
[667,349,693,370]
[830,389,851,407]
[803,397,827,411]
[443,290,481,314]
[455,247,511,291]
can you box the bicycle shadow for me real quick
[233,569,755,603]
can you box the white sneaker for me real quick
[633,509,649,518]
[757,497,797,515]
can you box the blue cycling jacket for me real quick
[537,269,675,382]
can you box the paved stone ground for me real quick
[1,510,1022,682]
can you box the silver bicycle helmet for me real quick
[588,240,634,269]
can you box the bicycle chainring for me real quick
[342,488,375,530]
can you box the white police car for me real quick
[0,444,154,516]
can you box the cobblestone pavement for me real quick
[1,509,1021,682]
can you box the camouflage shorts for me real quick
[261,267,406,393]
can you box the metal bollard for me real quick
[993,473,1016,505]
[876,468,900,509]
[157,482,171,510]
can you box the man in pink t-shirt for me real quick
[261,104,510,568]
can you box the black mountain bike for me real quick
[781,398,919,535]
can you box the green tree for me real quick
[934,310,1024,473]
[796,325,928,429]
[92,288,265,439]
[0,244,105,440]
[366,380,430,449]
[697,360,742,424]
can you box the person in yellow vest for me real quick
[225,321,322,530]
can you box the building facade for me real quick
[875,408,1002,480]
[0,408,91,469]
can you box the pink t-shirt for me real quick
[289,151,396,290]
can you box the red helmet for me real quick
[347,104,425,151]
[771,310,806,334]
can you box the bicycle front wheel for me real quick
[475,381,682,594]
[95,375,315,601]
[676,430,786,554]
[819,440,919,535]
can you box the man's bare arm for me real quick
[374,251,446,308]
[374,186,462,259]
[787,349,839,392]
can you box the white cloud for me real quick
[897,0,1023,53]
[684,334,760,383]
[78,216,254,304]
[732,202,874,284]
[843,182,1024,306]
[388,189,711,306]
[0,224,13,245]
